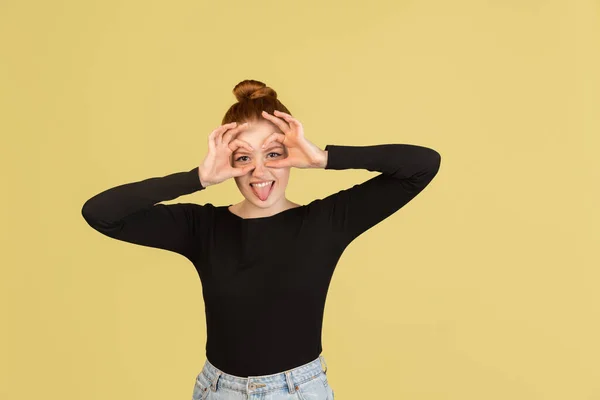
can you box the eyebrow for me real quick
[234,143,284,154]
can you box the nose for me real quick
[251,159,269,172]
[249,161,274,181]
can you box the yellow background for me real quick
[2,0,599,399]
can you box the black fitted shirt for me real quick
[81,144,441,376]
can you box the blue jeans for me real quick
[192,354,334,399]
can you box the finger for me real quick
[261,132,286,149]
[216,122,238,146]
[229,138,254,153]
[273,110,303,131]
[208,129,217,153]
[223,122,248,145]
[273,110,293,118]
[209,122,236,152]
[261,110,291,133]
[233,165,255,177]
[213,122,238,138]
[215,121,237,133]
[264,158,289,168]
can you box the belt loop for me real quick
[285,370,298,394]
[211,370,221,392]
[319,354,328,374]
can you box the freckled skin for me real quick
[228,120,300,219]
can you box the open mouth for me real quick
[249,181,275,201]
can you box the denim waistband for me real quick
[199,354,328,396]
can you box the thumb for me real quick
[233,165,254,176]
[264,159,287,168]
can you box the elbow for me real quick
[414,149,442,185]
[81,202,99,230]
[430,149,441,175]
[81,198,106,230]
[81,199,95,222]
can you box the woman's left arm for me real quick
[313,143,441,247]
[258,110,441,247]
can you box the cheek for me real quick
[276,171,290,185]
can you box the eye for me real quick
[235,152,281,162]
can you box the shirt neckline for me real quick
[223,204,304,221]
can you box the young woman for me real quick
[81,79,442,400]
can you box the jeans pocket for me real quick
[319,372,334,399]
[295,373,329,400]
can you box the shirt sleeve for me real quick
[314,144,442,247]
[81,166,208,260]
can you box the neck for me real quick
[230,198,300,219]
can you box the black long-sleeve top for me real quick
[81,144,441,376]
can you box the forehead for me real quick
[235,120,282,142]
[232,120,285,153]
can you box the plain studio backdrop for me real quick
[1,0,598,399]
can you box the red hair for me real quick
[221,79,293,125]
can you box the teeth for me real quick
[251,181,273,188]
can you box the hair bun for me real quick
[233,79,278,102]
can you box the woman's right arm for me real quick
[81,166,209,260]
[81,121,255,261]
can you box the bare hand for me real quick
[198,122,255,187]
[260,110,326,169]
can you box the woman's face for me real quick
[230,119,291,207]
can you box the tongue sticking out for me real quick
[251,181,274,201]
